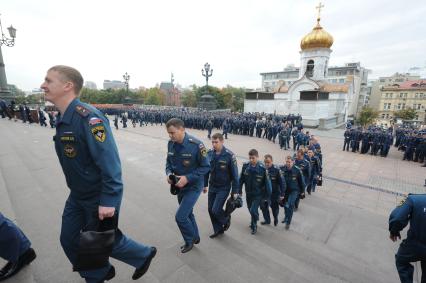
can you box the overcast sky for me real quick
[1,0,426,91]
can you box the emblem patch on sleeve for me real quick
[199,143,207,157]
[64,144,77,158]
[91,125,106,142]
[398,196,407,207]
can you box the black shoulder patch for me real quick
[75,105,91,117]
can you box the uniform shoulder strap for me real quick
[75,104,91,117]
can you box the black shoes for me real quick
[180,238,200,251]
[132,247,157,280]
[0,248,36,282]
[285,224,290,230]
[209,230,224,239]
[274,219,278,226]
[223,216,231,231]
[181,243,194,253]
[251,225,257,235]
[260,221,270,225]
[97,265,115,283]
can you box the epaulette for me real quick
[188,138,200,144]
[75,105,91,117]
[225,149,234,155]
[258,162,265,168]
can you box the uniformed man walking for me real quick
[41,65,156,283]
[0,213,36,281]
[165,118,210,253]
[260,154,285,226]
[280,156,305,229]
[239,149,272,235]
[204,133,239,238]
[389,194,426,283]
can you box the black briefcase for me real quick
[73,216,117,272]
[225,195,243,216]
[317,174,323,187]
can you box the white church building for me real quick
[244,6,361,128]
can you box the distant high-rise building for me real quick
[84,81,97,90]
[103,80,125,90]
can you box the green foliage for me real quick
[394,107,417,120]
[71,84,246,111]
[358,107,379,126]
[192,85,246,111]
[182,89,197,107]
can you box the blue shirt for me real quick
[204,146,239,193]
[389,194,426,243]
[280,165,305,193]
[267,165,286,198]
[239,162,272,198]
[165,133,210,190]
[53,98,123,207]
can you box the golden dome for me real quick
[300,18,334,50]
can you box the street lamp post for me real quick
[198,63,216,110]
[122,72,130,104]
[0,15,17,99]
[201,62,213,88]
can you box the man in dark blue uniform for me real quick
[389,194,426,283]
[307,149,322,194]
[261,154,285,226]
[0,213,36,281]
[294,149,310,209]
[280,156,305,229]
[42,65,156,283]
[0,99,11,119]
[239,149,272,235]
[165,118,210,253]
[204,133,239,238]
[206,119,213,139]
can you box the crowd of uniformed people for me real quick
[0,65,425,283]
[343,124,426,166]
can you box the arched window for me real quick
[306,60,314,78]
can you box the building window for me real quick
[381,114,386,118]
[402,103,406,110]
[397,103,402,110]
[306,60,314,78]
[399,93,404,98]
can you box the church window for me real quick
[306,60,314,78]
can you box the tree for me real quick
[182,89,197,107]
[394,107,417,120]
[358,107,379,126]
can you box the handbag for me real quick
[317,174,323,186]
[73,215,117,271]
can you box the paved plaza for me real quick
[0,118,425,283]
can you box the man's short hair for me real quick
[48,65,84,95]
[166,118,185,129]
[264,154,273,161]
[212,133,224,141]
[297,149,304,155]
[286,155,294,161]
[248,149,258,157]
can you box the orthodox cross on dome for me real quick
[316,2,324,23]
